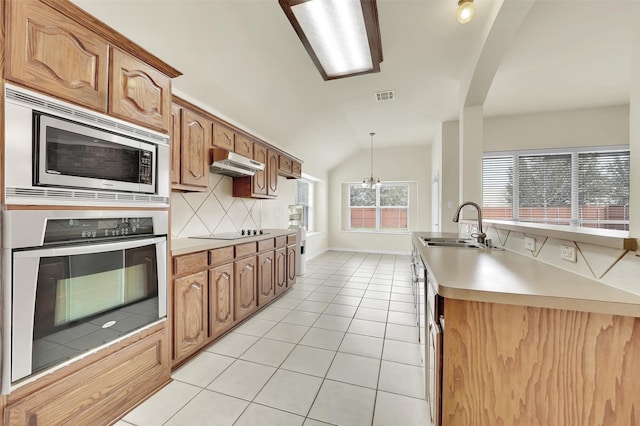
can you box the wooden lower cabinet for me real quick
[442,299,640,426]
[287,244,297,287]
[234,256,257,322]
[209,263,234,339]
[173,271,208,362]
[257,251,275,306]
[274,247,287,296]
[5,327,169,426]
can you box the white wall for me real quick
[328,145,431,254]
[484,105,629,152]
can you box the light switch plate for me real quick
[560,245,577,262]
[524,236,536,251]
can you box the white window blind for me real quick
[482,147,629,230]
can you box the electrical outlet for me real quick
[560,245,577,262]
[524,236,536,251]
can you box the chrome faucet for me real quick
[452,201,486,244]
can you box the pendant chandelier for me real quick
[362,132,381,188]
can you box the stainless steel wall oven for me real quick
[1,210,168,394]
[4,83,170,207]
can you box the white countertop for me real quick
[414,232,640,317]
[171,229,296,256]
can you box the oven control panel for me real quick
[44,217,155,244]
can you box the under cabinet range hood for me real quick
[210,148,264,177]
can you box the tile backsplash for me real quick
[171,174,261,239]
[460,223,640,295]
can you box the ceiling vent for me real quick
[375,90,395,101]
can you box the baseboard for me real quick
[325,247,411,256]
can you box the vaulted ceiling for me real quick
[72,0,632,176]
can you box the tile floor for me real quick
[116,251,431,426]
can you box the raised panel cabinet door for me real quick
[279,155,293,174]
[234,256,257,322]
[292,161,302,178]
[287,245,297,287]
[180,108,211,188]
[235,134,253,158]
[109,48,172,132]
[174,271,208,362]
[257,251,275,306]
[170,103,181,184]
[213,122,234,150]
[267,150,279,196]
[209,263,234,339]
[7,0,109,111]
[252,144,268,196]
[274,247,287,296]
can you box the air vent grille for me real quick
[6,187,169,206]
[375,91,395,101]
[5,86,168,145]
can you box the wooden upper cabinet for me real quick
[7,0,109,111]
[268,150,279,196]
[291,161,302,178]
[213,122,235,151]
[252,144,268,197]
[278,155,293,175]
[180,108,211,188]
[235,134,253,158]
[109,49,172,132]
[170,103,181,184]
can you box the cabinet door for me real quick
[235,134,253,158]
[274,247,287,296]
[287,245,297,287]
[180,108,211,188]
[174,271,208,362]
[279,155,293,174]
[109,49,172,132]
[209,263,234,339]
[257,251,275,306]
[292,161,302,178]
[234,256,257,322]
[170,104,181,184]
[7,0,109,111]
[252,144,268,196]
[267,150,279,196]
[213,122,234,150]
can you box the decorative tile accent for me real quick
[172,176,262,239]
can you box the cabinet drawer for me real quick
[275,236,287,249]
[5,327,169,426]
[235,242,257,258]
[209,246,234,267]
[174,252,208,276]
[287,234,297,245]
[258,238,275,253]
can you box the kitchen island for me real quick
[413,232,640,426]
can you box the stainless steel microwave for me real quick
[4,84,170,207]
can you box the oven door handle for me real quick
[13,236,167,258]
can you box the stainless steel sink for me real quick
[419,236,504,250]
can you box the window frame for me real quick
[295,178,314,232]
[347,182,410,233]
[482,145,630,230]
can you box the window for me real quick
[348,183,409,232]
[295,179,314,231]
[482,147,630,230]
